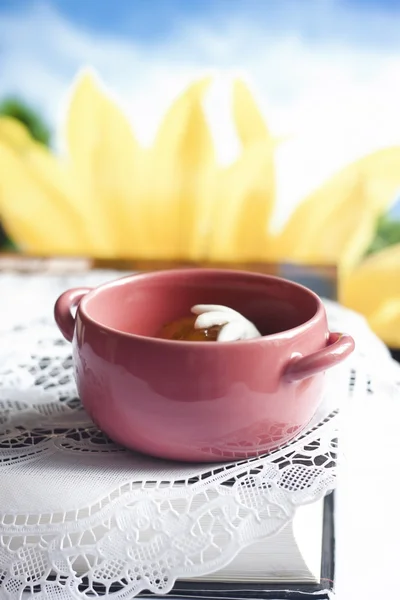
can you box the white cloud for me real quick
[1,0,400,228]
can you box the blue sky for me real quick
[0,0,400,220]
[2,0,400,44]
[57,0,400,52]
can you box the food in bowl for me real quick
[157,304,262,342]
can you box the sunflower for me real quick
[0,71,399,344]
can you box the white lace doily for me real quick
[0,271,399,600]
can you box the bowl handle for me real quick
[284,332,355,382]
[54,287,92,342]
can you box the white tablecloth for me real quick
[1,271,399,600]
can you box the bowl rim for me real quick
[77,268,326,347]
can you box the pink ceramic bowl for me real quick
[54,269,354,462]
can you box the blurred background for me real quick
[1,0,400,240]
[0,0,399,345]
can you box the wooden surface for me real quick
[0,252,335,276]
[0,252,338,303]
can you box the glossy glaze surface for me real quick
[54,269,355,462]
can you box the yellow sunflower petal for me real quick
[209,141,275,261]
[368,299,400,348]
[342,242,400,347]
[361,147,400,213]
[341,243,400,318]
[232,79,271,148]
[211,81,276,261]
[66,70,146,256]
[0,139,88,253]
[276,180,376,274]
[0,116,33,151]
[274,147,400,270]
[0,117,95,253]
[152,78,216,259]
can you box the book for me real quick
[190,498,325,585]
[21,482,334,600]
[138,493,335,599]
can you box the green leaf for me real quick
[0,96,51,146]
[367,215,400,256]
